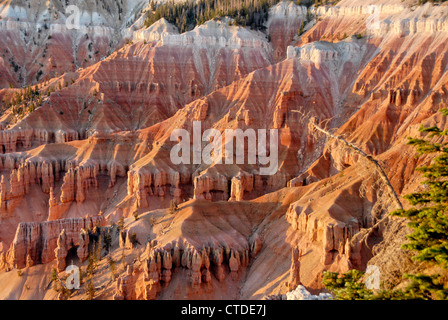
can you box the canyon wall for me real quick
[0,0,447,299]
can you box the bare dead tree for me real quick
[292,109,403,211]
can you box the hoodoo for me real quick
[0,0,447,302]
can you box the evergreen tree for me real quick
[103,232,112,255]
[117,216,125,231]
[108,257,117,281]
[390,108,448,299]
[169,199,178,214]
[143,0,282,32]
[51,267,58,282]
[322,270,373,300]
[87,252,97,276]
[86,277,95,300]
[96,234,102,261]
[323,109,448,300]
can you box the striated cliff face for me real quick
[113,199,265,300]
[0,0,447,300]
[114,237,260,300]
[311,1,448,36]
[0,20,276,154]
[131,18,179,42]
[267,1,307,62]
[0,0,149,88]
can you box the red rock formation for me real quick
[126,168,188,209]
[5,216,103,269]
[267,2,307,62]
[286,247,302,290]
[114,265,138,300]
[0,0,447,300]
[54,229,68,272]
[77,228,90,263]
[125,240,259,300]
[0,1,146,89]
[0,19,273,155]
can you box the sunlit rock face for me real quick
[0,0,448,300]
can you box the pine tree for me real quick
[103,232,112,255]
[323,109,448,300]
[143,0,283,32]
[169,200,178,214]
[86,277,95,300]
[117,216,125,231]
[87,252,97,276]
[322,270,373,300]
[298,21,305,36]
[108,257,117,281]
[390,108,448,299]
[96,234,102,261]
[51,267,58,282]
